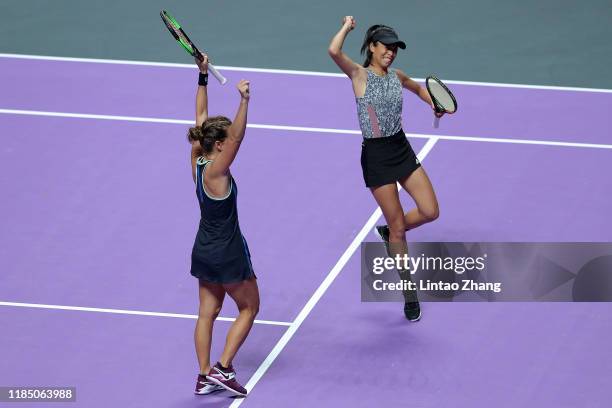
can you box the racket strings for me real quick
[176,32,194,52]
[429,81,456,112]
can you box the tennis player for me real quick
[187,55,257,396]
[329,17,442,321]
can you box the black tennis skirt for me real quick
[360,129,421,188]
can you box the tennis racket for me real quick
[160,10,227,85]
[426,76,457,128]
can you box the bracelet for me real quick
[198,72,209,86]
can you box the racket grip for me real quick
[433,116,440,129]
[209,64,227,85]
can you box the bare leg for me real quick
[195,280,226,374]
[370,184,417,303]
[218,277,260,367]
[398,167,440,231]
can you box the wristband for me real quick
[198,72,209,86]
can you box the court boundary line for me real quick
[1,108,611,150]
[228,138,439,407]
[1,53,611,93]
[0,301,292,327]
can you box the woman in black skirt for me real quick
[187,55,257,397]
[328,17,443,321]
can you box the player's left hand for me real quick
[237,79,250,100]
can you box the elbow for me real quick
[328,47,339,59]
[196,114,208,127]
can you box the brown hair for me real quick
[187,116,232,154]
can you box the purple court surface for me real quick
[1,55,612,407]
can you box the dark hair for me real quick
[187,116,232,154]
[360,24,393,67]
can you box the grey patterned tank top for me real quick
[356,69,403,139]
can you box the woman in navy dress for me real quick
[187,55,257,397]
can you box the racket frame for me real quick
[426,75,458,114]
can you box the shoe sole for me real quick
[206,376,247,397]
[194,386,224,395]
[406,310,422,322]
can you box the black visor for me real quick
[372,29,406,49]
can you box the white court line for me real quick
[2,108,612,150]
[228,138,438,407]
[1,53,612,93]
[0,301,291,327]
[0,108,191,125]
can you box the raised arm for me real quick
[396,69,444,118]
[190,56,209,181]
[195,56,209,127]
[206,80,250,178]
[328,16,362,79]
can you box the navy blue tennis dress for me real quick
[190,157,255,283]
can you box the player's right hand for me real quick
[196,54,209,73]
[237,79,250,100]
[343,16,355,32]
[432,103,445,118]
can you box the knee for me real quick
[199,305,222,320]
[248,303,260,319]
[238,301,259,320]
[421,206,440,223]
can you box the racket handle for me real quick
[433,116,440,128]
[209,64,227,85]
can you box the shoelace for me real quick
[214,367,236,380]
